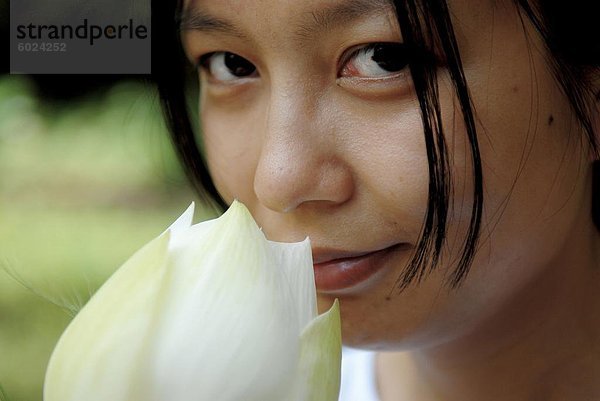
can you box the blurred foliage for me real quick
[0,75,217,401]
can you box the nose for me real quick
[253,87,354,213]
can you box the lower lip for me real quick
[313,244,403,292]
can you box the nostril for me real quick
[253,149,355,214]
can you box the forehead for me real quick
[184,0,393,16]
[180,0,513,49]
[181,0,396,37]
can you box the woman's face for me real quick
[181,0,595,350]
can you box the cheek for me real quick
[201,102,262,204]
[464,23,587,279]
[332,95,432,235]
[356,115,428,204]
[411,6,593,347]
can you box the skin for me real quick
[181,0,600,399]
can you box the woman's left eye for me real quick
[340,43,410,79]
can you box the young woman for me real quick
[154,0,600,399]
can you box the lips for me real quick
[312,244,405,292]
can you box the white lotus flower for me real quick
[44,201,341,401]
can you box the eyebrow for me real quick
[178,0,393,39]
[298,0,393,38]
[178,7,246,38]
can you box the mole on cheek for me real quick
[548,114,554,126]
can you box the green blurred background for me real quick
[0,75,216,401]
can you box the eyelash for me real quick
[196,42,419,84]
[339,42,411,78]
[198,52,258,82]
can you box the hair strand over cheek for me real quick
[390,0,484,291]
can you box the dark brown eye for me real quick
[341,43,410,78]
[370,43,409,72]
[199,52,257,81]
[222,52,256,76]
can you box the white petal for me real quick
[146,201,304,401]
[44,233,171,401]
[168,202,219,255]
[166,202,194,235]
[292,299,342,401]
[45,200,340,401]
[268,237,317,330]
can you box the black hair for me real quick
[153,0,599,290]
[152,0,225,210]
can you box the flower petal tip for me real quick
[167,202,195,234]
[223,200,263,234]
